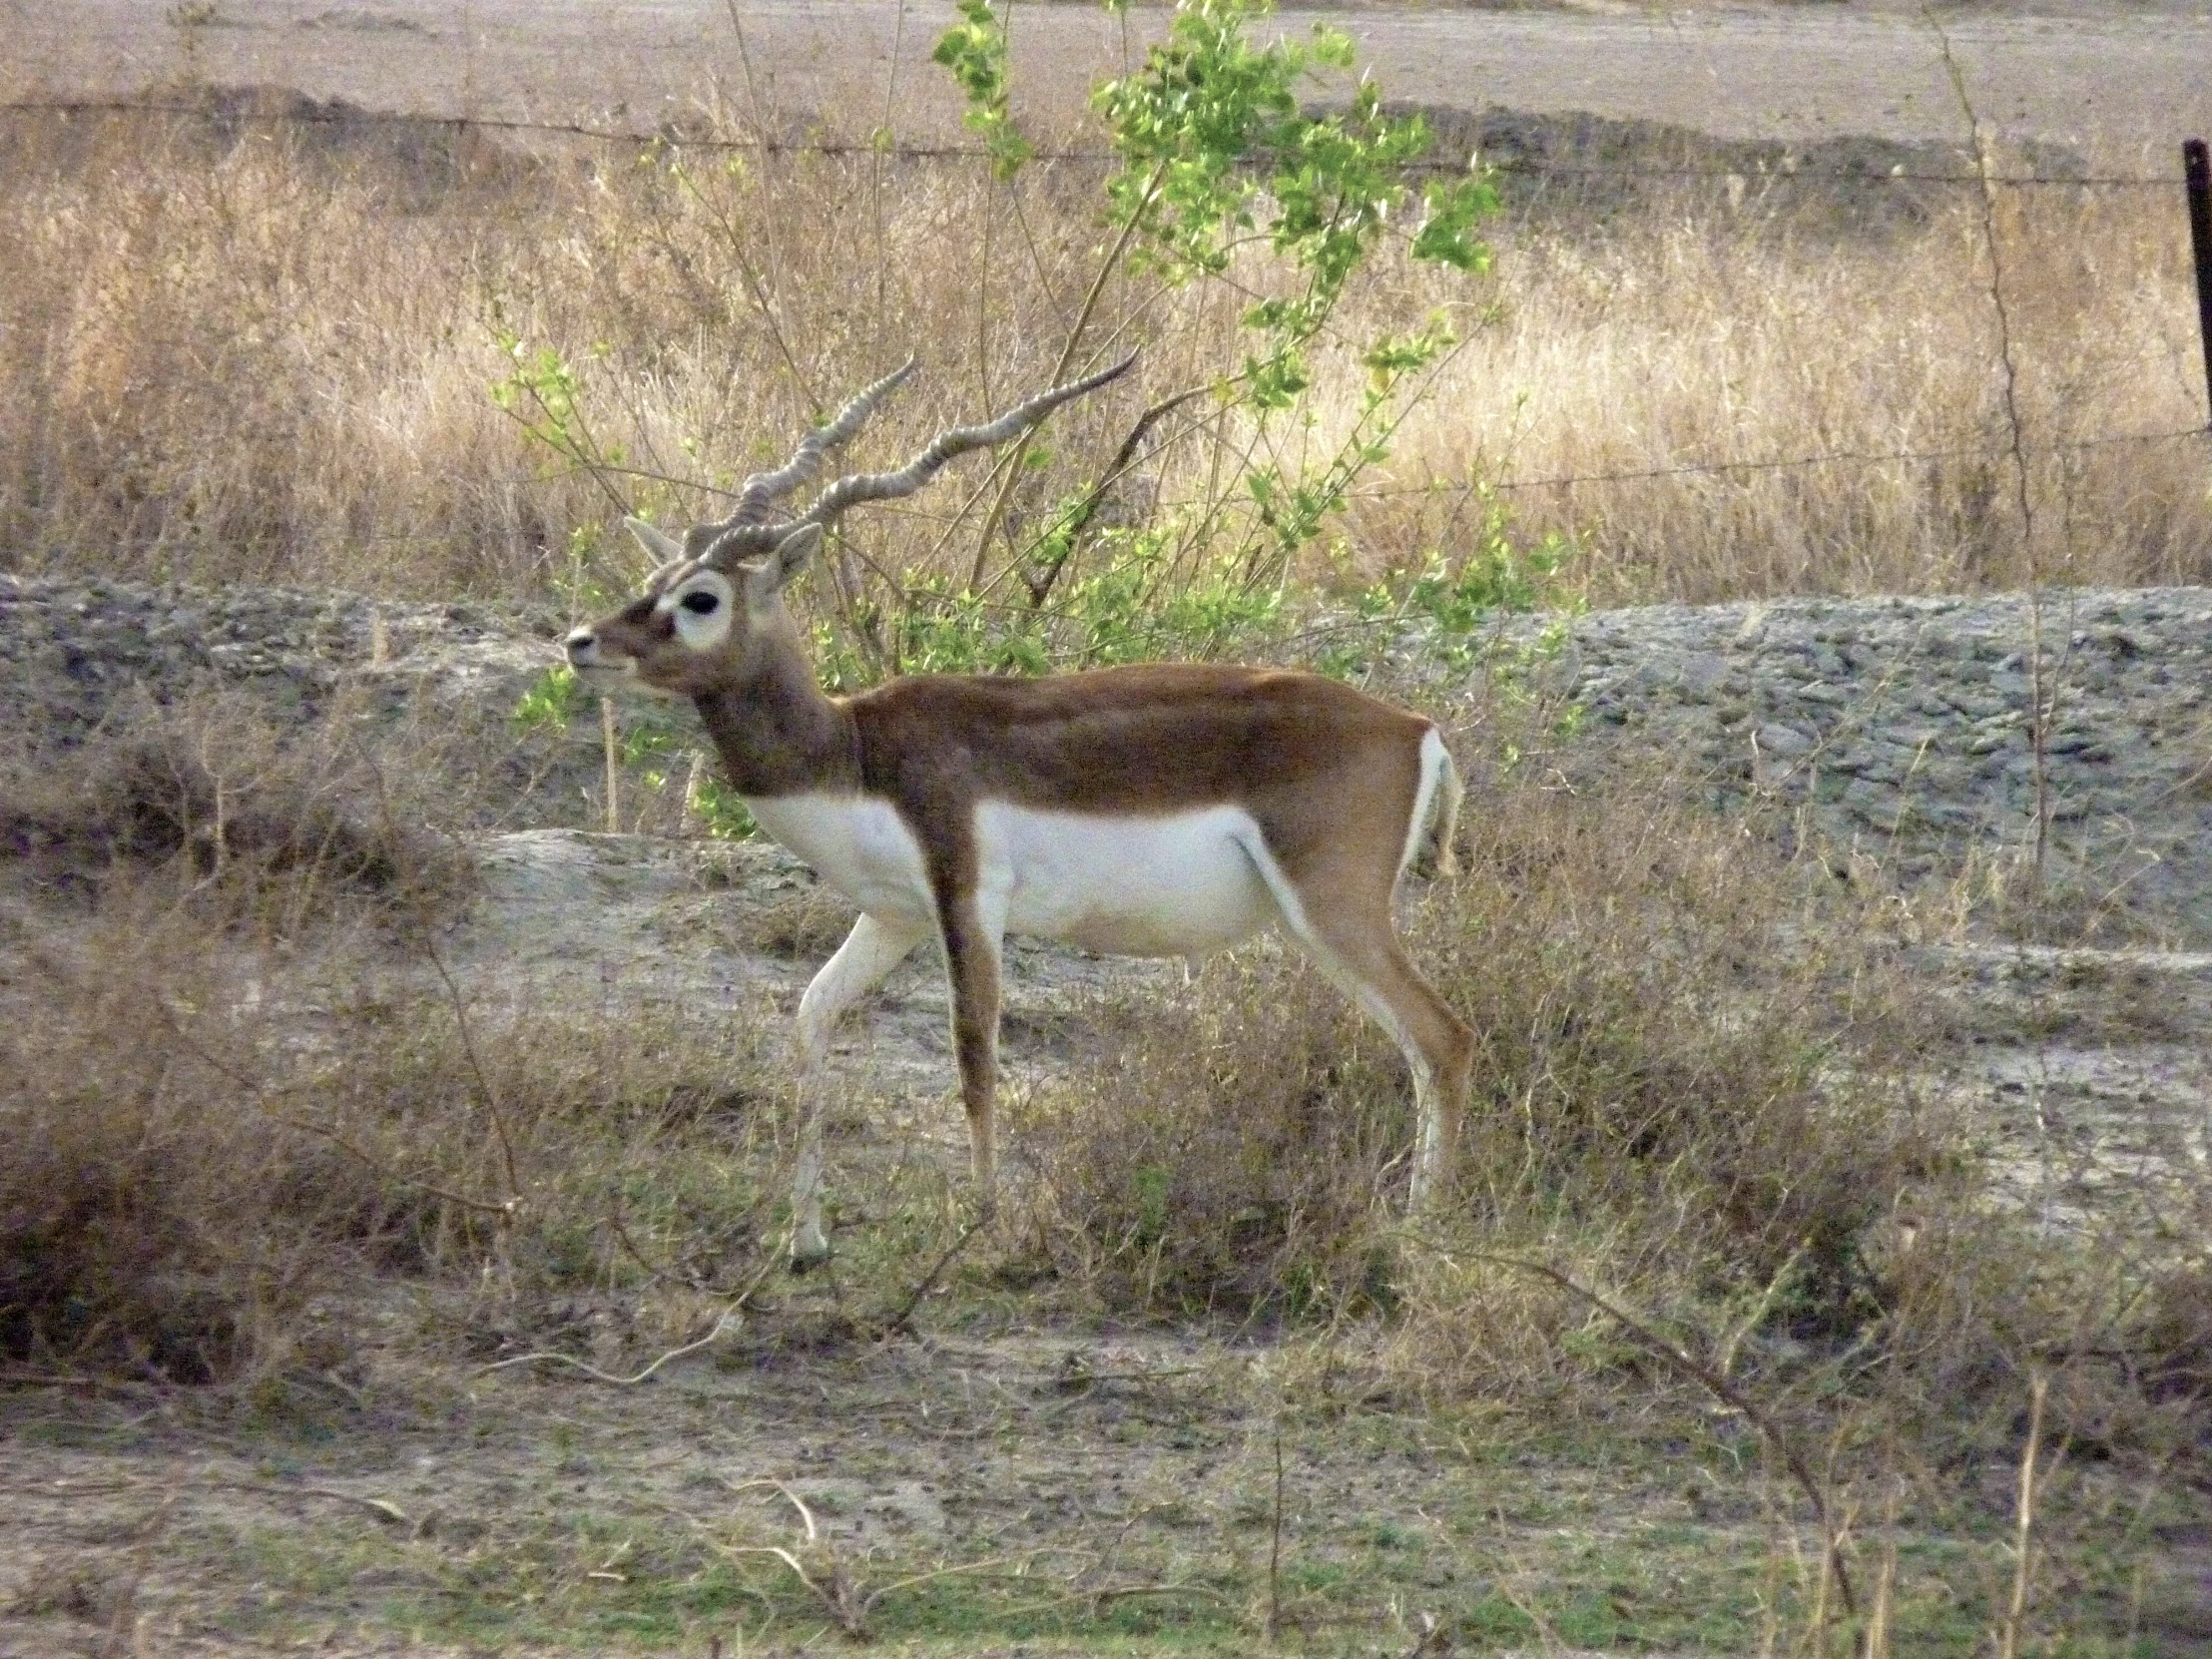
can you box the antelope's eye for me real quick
[679,591,721,616]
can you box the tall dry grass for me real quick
[0,694,784,1384]
[2,99,2204,613]
[1373,175,2212,599]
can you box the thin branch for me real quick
[475,1306,744,1383]
[967,165,1166,592]
[1467,1252,1856,1618]
[1004,379,1219,610]
[1267,1427,1287,1643]
[421,932,522,1206]
[146,994,517,1219]
[1934,15,2052,885]
[1995,1370,2049,1659]
[875,1219,983,1336]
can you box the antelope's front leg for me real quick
[936,890,1007,1214]
[791,912,926,1268]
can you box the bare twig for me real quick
[215,1481,409,1526]
[608,1197,778,1301]
[966,165,1166,592]
[701,1478,1037,1639]
[8,1475,405,1526]
[144,991,518,1219]
[258,1109,519,1218]
[1467,1252,1856,1618]
[1267,1428,1287,1643]
[875,1218,982,1336]
[475,1306,744,1384]
[421,932,522,1207]
[600,695,622,837]
[1013,379,1218,610]
[1995,1370,2048,1659]
[1933,16,2053,886]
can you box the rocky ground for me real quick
[1507,588,2212,940]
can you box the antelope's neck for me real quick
[693,656,860,799]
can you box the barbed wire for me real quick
[8,93,2203,507]
[0,96,2188,191]
[1351,424,2212,500]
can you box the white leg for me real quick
[790,911,927,1266]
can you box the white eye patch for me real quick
[660,570,736,653]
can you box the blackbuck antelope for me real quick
[566,357,1472,1266]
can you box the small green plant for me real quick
[511,664,586,737]
[690,776,760,841]
[1318,491,1577,680]
[488,326,629,514]
[931,0,1034,181]
[917,0,1508,658]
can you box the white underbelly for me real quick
[743,793,1281,959]
[979,802,1278,957]
[743,793,934,922]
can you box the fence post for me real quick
[2186,139,2212,426]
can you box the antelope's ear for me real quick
[769,524,825,591]
[624,515,685,565]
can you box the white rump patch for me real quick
[1397,726,1452,879]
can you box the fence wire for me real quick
[1,96,2192,190]
[8,93,2206,507]
[1354,426,2212,502]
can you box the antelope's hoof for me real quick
[788,1228,832,1275]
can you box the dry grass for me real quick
[1375,173,2212,600]
[0,898,784,1385]
[1011,737,2206,1467]
[0,689,467,929]
[0,694,783,1385]
[1018,753,1941,1337]
[2,99,2203,616]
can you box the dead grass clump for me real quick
[0,691,467,932]
[2,717,785,1386]
[0,898,784,1383]
[1020,762,1951,1383]
[1013,948,1408,1317]
[0,904,390,1383]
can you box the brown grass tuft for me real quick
[1009,747,2057,1418]
[0,690,467,931]
[0,695,782,1383]
[0,893,783,1383]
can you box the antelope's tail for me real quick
[1405,727,1462,880]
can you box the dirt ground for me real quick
[4,823,2210,1655]
[9,0,2212,160]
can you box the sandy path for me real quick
[9,0,2211,158]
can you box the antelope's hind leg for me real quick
[1319,925,1471,1210]
[1239,836,1472,1210]
[790,910,928,1267]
